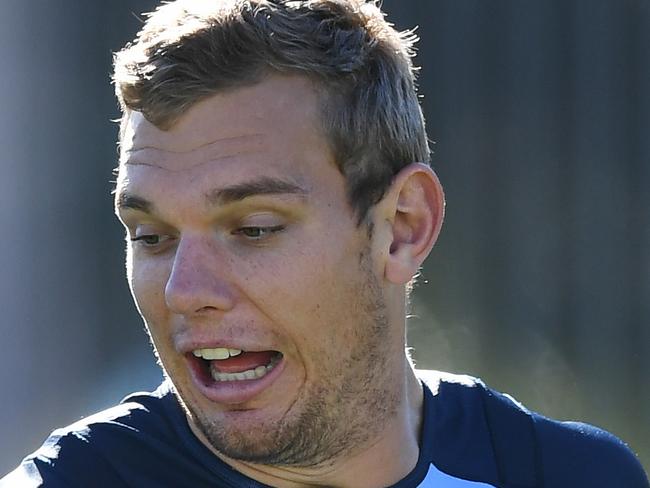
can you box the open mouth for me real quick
[191,348,283,383]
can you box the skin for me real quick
[115,75,444,487]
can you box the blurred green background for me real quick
[0,0,647,476]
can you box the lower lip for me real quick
[186,354,286,405]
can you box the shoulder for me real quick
[2,384,181,487]
[417,370,649,488]
[532,415,649,487]
[45,385,177,456]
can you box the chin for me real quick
[192,400,313,465]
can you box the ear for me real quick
[377,163,445,285]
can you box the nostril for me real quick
[195,305,221,314]
[164,281,235,315]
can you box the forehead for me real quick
[120,75,326,172]
[115,75,345,211]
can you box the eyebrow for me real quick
[115,193,152,213]
[206,177,308,206]
[115,176,308,213]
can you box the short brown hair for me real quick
[113,0,430,222]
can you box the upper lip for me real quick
[172,321,282,355]
[176,338,281,355]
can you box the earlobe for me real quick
[383,163,445,285]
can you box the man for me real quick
[3,1,648,487]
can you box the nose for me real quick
[164,235,236,315]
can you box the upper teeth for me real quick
[192,348,242,360]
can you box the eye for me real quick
[130,234,172,249]
[233,225,285,240]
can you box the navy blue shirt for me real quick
[3,371,648,487]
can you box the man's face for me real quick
[115,75,402,466]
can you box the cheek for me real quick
[127,255,170,321]
[244,240,364,339]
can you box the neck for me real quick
[188,360,425,488]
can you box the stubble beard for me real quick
[183,251,400,468]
